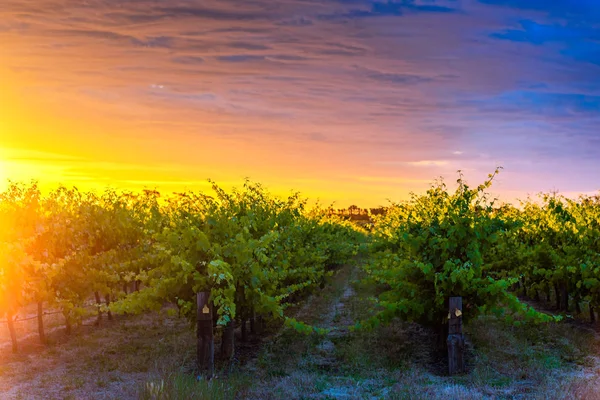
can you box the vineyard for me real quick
[2,171,600,399]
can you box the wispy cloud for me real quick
[407,160,450,167]
[356,176,432,184]
[1,0,599,204]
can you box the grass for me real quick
[2,263,600,399]
[0,311,199,399]
[236,263,600,399]
[138,374,249,400]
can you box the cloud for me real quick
[478,0,600,20]
[171,56,205,65]
[481,1,600,69]
[229,41,271,51]
[216,54,267,62]
[356,176,432,184]
[357,67,434,85]
[264,54,311,62]
[276,16,314,26]
[320,0,459,19]
[489,20,599,45]
[466,91,600,118]
[152,6,275,22]
[1,0,599,204]
[0,147,85,163]
[407,160,450,167]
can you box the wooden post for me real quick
[37,301,46,344]
[221,321,234,360]
[105,294,113,321]
[574,295,581,315]
[7,311,18,353]
[94,291,102,326]
[64,311,72,335]
[250,309,256,335]
[241,317,248,342]
[256,315,264,335]
[196,292,214,379]
[447,296,465,375]
[560,283,569,311]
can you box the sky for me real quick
[1,0,599,207]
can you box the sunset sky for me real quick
[1,0,599,207]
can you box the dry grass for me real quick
[2,263,600,399]
[0,297,110,352]
[237,263,600,399]
[0,312,197,399]
[0,303,72,351]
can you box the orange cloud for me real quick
[1,1,599,206]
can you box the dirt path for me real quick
[241,262,600,400]
[4,262,600,399]
[242,264,393,399]
[305,268,356,383]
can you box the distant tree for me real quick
[370,207,387,216]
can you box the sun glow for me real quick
[0,159,7,188]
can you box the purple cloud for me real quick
[0,0,599,202]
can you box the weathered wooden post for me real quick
[241,316,248,342]
[447,296,465,375]
[64,311,72,335]
[196,292,214,379]
[105,294,113,321]
[94,291,103,326]
[7,311,18,353]
[37,301,46,345]
[221,321,234,360]
[250,309,264,335]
